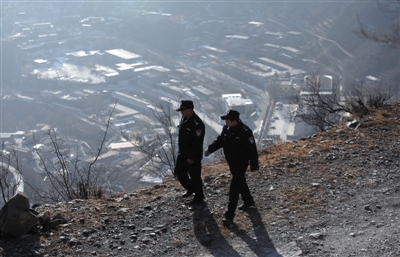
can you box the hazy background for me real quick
[1,0,399,197]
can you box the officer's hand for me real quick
[204,151,210,157]
[187,159,194,164]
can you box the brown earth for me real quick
[0,102,399,257]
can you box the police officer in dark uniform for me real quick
[205,110,258,223]
[175,100,205,204]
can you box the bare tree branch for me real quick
[291,75,395,131]
[355,1,400,48]
[26,101,119,203]
[0,144,23,204]
[123,98,181,180]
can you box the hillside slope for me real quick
[0,102,399,257]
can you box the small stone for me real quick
[126,224,136,230]
[155,224,165,229]
[59,236,69,242]
[309,233,324,239]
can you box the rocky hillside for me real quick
[0,102,399,257]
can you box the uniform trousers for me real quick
[174,154,204,200]
[225,163,254,219]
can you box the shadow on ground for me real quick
[193,203,241,256]
[192,204,283,256]
[228,207,283,257]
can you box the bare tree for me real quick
[291,75,395,131]
[26,103,119,203]
[123,99,181,180]
[355,0,400,48]
[291,75,347,131]
[343,80,396,114]
[0,145,23,204]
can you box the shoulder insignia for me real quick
[249,136,254,144]
[196,129,202,137]
[194,120,199,125]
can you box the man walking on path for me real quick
[205,110,259,223]
[175,100,206,204]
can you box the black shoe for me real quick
[222,216,234,224]
[238,202,255,211]
[189,198,204,205]
[182,191,193,198]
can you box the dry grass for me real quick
[249,104,400,221]
[202,160,230,178]
[276,186,326,215]
[173,236,184,247]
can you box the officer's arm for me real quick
[206,129,224,154]
[245,131,259,171]
[187,123,205,160]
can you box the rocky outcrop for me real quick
[0,192,38,237]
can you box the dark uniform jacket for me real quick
[177,112,205,161]
[207,121,259,170]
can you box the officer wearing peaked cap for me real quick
[205,110,259,223]
[175,100,206,204]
